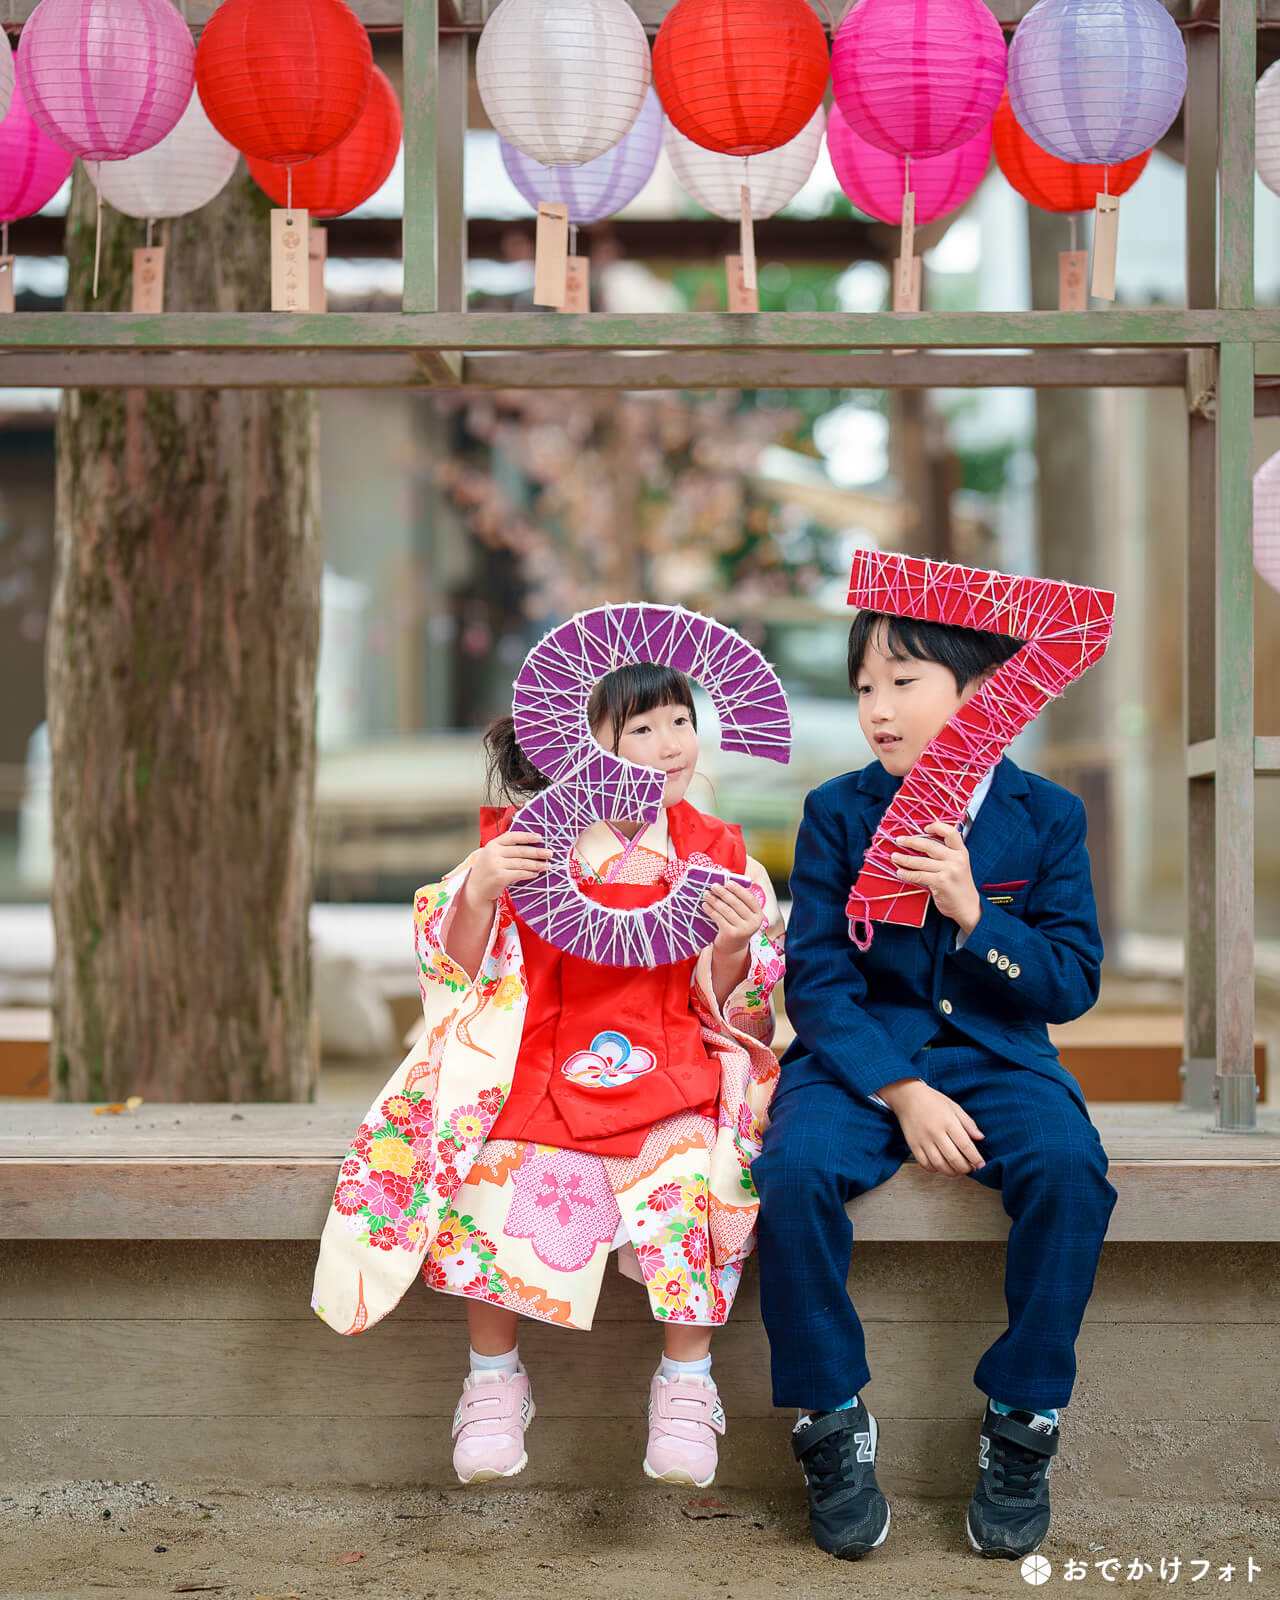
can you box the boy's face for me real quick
[854,620,986,778]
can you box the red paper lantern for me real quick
[653,0,829,158]
[993,92,1149,214]
[195,0,373,167]
[246,67,401,218]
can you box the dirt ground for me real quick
[1,1482,1275,1600]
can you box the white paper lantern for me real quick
[92,90,239,222]
[665,104,824,220]
[1257,61,1280,198]
[477,0,651,167]
[1252,450,1280,595]
[0,29,14,126]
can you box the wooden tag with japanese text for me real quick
[271,209,310,312]
[557,255,589,313]
[893,254,922,312]
[1090,193,1119,301]
[131,247,165,313]
[1058,249,1088,311]
[726,255,759,313]
[0,257,14,315]
[309,226,327,313]
[534,201,569,308]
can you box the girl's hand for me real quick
[891,821,982,935]
[876,1078,985,1176]
[465,831,553,906]
[702,880,766,955]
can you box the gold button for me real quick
[1008,964,1021,979]
[997,956,1010,971]
[987,949,999,964]
[940,998,953,1015]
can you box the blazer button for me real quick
[1008,964,1021,979]
[997,956,1010,971]
[939,998,953,1015]
[987,949,999,964]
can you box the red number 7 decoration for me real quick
[845,550,1114,945]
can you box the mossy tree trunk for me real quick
[49,166,322,1101]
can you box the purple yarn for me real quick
[499,85,663,225]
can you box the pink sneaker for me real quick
[451,1367,535,1484]
[643,1372,726,1488]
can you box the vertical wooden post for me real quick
[403,0,440,314]
[1182,23,1219,1111]
[437,34,468,314]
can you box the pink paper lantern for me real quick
[0,74,75,224]
[832,0,1005,159]
[827,99,991,225]
[17,0,195,162]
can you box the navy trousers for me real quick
[753,1043,1118,1414]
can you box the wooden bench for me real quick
[2,1104,1277,1501]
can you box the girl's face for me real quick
[854,620,985,777]
[599,700,699,809]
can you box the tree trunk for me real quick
[49,166,321,1101]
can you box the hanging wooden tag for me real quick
[899,189,917,266]
[0,256,14,315]
[308,226,328,313]
[556,255,590,314]
[892,254,922,313]
[271,208,310,313]
[738,185,757,293]
[725,254,759,313]
[131,247,165,313]
[1090,193,1120,302]
[533,201,569,308]
[1058,249,1088,311]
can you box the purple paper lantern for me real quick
[17,0,195,163]
[827,100,992,226]
[500,86,664,225]
[0,74,75,224]
[507,604,791,968]
[832,0,1006,160]
[1008,0,1186,165]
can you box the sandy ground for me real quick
[1,1482,1275,1600]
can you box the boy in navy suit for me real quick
[754,609,1116,1561]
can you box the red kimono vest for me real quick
[483,800,747,1158]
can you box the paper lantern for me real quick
[477,0,650,168]
[0,28,14,126]
[500,85,662,225]
[1252,451,1280,595]
[0,73,74,224]
[196,0,373,166]
[653,0,828,159]
[832,0,1005,160]
[1256,61,1280,199]
[92,91,238,222]
[1008,0,1186,166]
[246,66,401,219]
[993,92,1149,213]
[828,100,990,226]
[665,104,823,221]
[16,0,194,162]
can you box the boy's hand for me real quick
[891,821,982,935]
[877,1078,986,1176]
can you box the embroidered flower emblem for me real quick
[434,1221,470,1257]
[654,1268,691,1312]
[478,1085,504,1117]
[362,1171,413,1219]
[681,1180,710,1216]
[649,1181,683,1213]
[334,1178,365,1215]
[381,1094,415,1127]
[368,1133,414,1177]
[394,1213,431,1250]
[633,1241,665,1277]
[681,1228,709,1270]
[561,1030,657,1089]
[446,1105,488,1144]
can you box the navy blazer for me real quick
[780,757,1103,1112]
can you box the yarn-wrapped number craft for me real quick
[845,550,1114,946]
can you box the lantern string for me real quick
[92,165,103,300]
[568,222,577,257]
[287,166,293,211]
[1069,212,1078,254]
[147,216,155,251]
[1103,165,1111,196]
[1,223,7,259]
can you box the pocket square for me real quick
[982,880,1028,892]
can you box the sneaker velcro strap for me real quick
[791,1407,864,1461]
[986,1410,1059,1458]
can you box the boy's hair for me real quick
[847,610,1024,695]
[484,663,696,805]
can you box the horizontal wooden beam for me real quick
[0,348,1191,392]
[1187,737,1280,778]
[0,310,1274,355]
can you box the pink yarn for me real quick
[832,0,1005,159]
[845,551,1114,937]
[0,73,74,223]
[827,100,991,226]
[17,0,195,162]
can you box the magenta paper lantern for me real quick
[832,0,1005,159]
[827,99,991,225]
[17,0,195,162]
[0,74,75,224]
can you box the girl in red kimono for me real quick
[312,664,784,1489]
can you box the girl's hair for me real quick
[483,662,698,806]
[847,610,1024,695]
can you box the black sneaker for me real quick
[966,1404,1059,1558]
[791,1400,891,1560]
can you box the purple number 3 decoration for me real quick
[506,604,791,967]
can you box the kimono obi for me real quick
[481,799,747,1158]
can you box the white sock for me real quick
[469,1345,519,1382]
[660,1352,713,1383]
